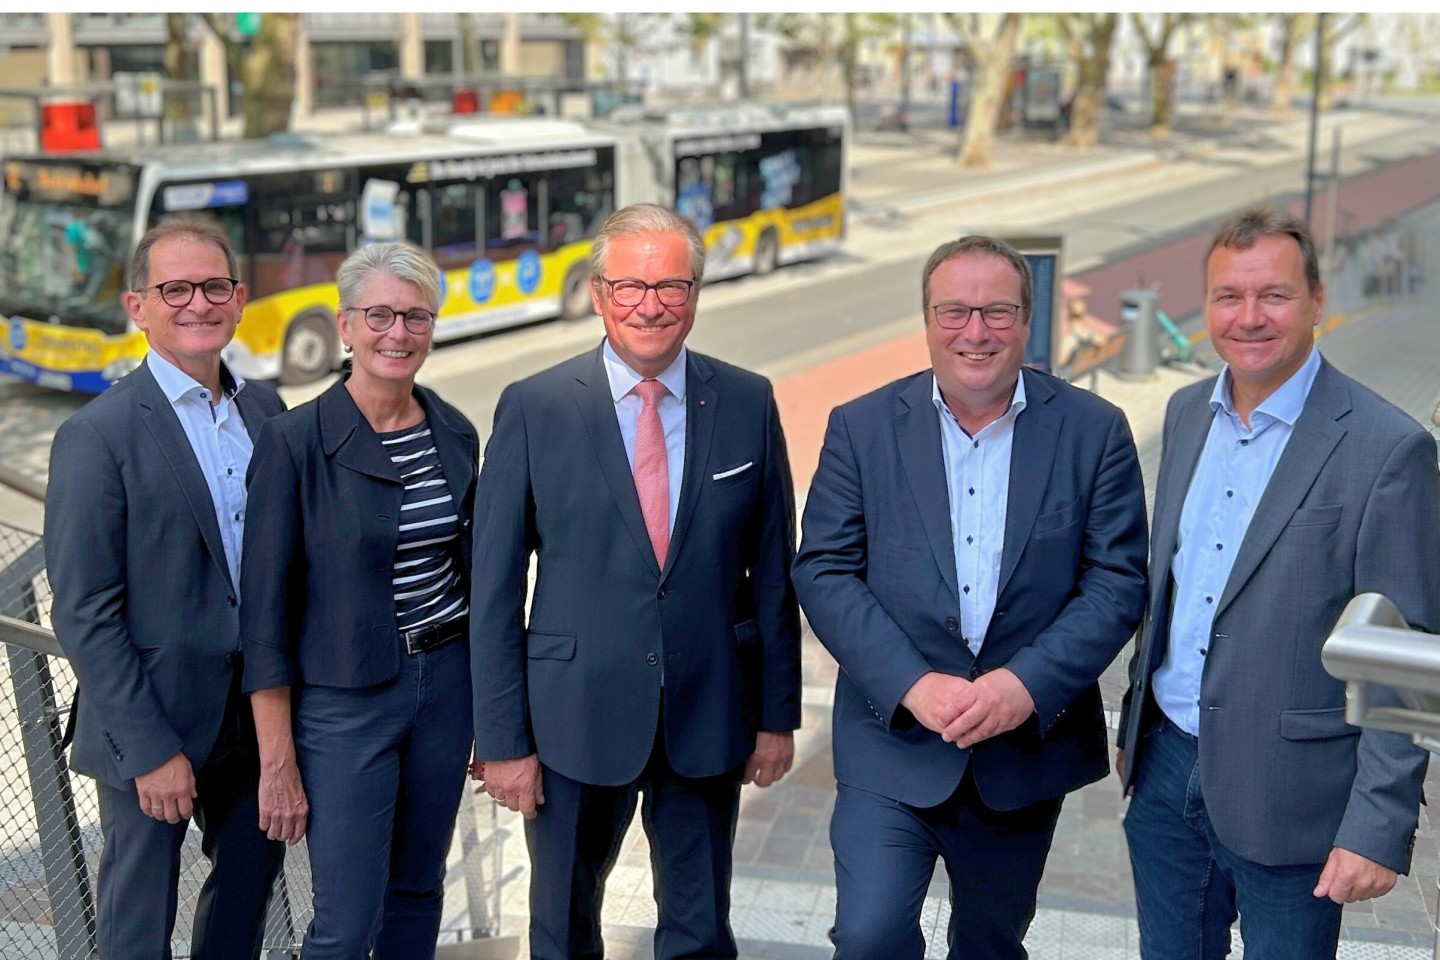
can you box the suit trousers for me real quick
[294,637,472,960]
[1124,717,1343,960]
[830,770,1063,960]
[525,711,744,960]
[95,675,284,960]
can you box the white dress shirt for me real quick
[145,351,254,592]
[1155,347,1323,734]
[932,373,1027,655]
[603,340,687,532]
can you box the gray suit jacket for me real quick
[1118,358,1440,871]
[45,359,285,789]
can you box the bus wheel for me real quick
[754,229,779,276]
[559,266,595,321]
[280,313,338,385]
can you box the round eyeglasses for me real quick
[930,301,1025,330]
[137,277,239,308]
[600,276,696,308]
[347,305,436,334]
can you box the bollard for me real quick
[1118,289,1160,380]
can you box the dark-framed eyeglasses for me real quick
[599,276,696,307]
[930,301,1025,330]
[137,277,239,308]
[347,305,436,334]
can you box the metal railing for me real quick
[0,516,511,958]
[1323,592,1440,960]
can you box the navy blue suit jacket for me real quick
[45,359,285,788]
[469,344,802,786]
[793,367,1148,811]
[241,377,478,692]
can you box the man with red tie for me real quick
[470,204,802,959]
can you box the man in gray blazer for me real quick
[46,220,285,959]
[1118,206,1440,959]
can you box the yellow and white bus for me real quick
[0,106,846,392]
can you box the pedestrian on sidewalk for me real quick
[793,235,1148,959]
[470,203,802,959]
[45,220,286,960]
[1117,206,1440,959]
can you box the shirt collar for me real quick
[1211,346,1320,427]
[603,339,688,405]
[930,370,1028,428]
[146,350,245,404]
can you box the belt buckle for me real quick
[404,627,433,656]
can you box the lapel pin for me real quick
[699,399,707,407]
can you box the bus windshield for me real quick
[0,199,131,335]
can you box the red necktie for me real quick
[632,378,670,565]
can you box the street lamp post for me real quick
[1303,12,1326,226]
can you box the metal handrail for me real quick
[1322,592,1440,960]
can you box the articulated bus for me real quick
[0,105,847,392]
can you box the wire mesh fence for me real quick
[0,518,505,958]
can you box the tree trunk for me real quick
[1063,14,1118,151]
[1270,14,1302,115]
[163,13,192,80]
[243,12,298,138]
[957,13,1021,168]
[1148,51,1174,138]
[841,14,860,133]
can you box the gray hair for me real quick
[130,218,238,291]
[337,242,443,311]
[921,236,1033,315]
[590,203,706,285]
[1207,206,1321,294]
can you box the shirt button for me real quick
[1240,439,1249,446]
[646,653,659,665]
[1205,596,1213,604]
[1200,648,1209,656]
[968,487,975,496]
[227,467,234,476]
[234,513,241,522]
[965,535,973,545]
[972,441,979,449]
[1226,490,1234,498]
[962,585,970,595]
[1215,543,1223,551]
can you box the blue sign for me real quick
[8,318,26,352]
[515,250,541,296]
[469,258,496,304]
[437,270,448,304]
[210,180,249,207]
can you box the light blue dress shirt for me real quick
[603,340,687,532]
[145,351,253,592]
[932,373,1027,655]
[1155,347,1323,734]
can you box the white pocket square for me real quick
[712,461,754,481]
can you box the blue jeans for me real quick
[294,637,472,960]
[1123,717,1343,960]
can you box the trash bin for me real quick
[948,80,963,129]
[1118,289,1159,380]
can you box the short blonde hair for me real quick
[590,204,706,284]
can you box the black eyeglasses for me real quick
[137,277,239,308]
[930,301,1025,330]
[599,276,695,307]
[347,305,436,334]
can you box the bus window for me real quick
[484,175,541,261]
[430,183,479,271]
[545,166,613,248]
[0,199,130,335]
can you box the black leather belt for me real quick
[402,616,468,656]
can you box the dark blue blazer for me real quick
[241,377,478,692]
[793,367,1148,811]
[469,344,802,786]
[45,359,285,788]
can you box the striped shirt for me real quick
[380,420,468,632]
